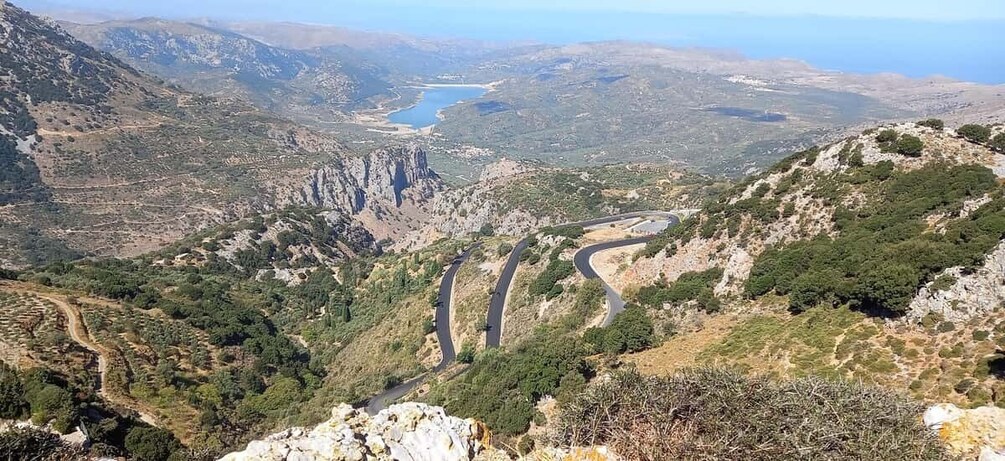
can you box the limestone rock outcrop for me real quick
[218,403,493,461]
[289,145,442,214]
[909,240,1005,323]
[924,404,1005,460]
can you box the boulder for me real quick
[924,404,1005,460]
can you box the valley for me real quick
[1,1,1004,460]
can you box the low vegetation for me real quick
[745,164,1003,316]
[0,363,180,460]
[559,368,952,461]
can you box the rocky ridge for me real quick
[217,403,617,461]
[624,122,1005,303]
[62,18,392,119]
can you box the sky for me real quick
[19,0,1005,83]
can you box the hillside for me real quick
[614,121,1005,409]
[398,159,725,249]
[62,18,393,124]
[0,2,440,267]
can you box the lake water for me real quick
[389,86,488,129]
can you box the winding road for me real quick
[485,212,677,347]
[365,211,679,412]
[365,243,481,415]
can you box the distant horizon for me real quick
[16,0,1005,84]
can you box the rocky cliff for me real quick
[292,145,440,213]
[274,145,443,241]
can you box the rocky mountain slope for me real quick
[0,2,440,267]
[62,18,392,123]
[615,121,1005,410]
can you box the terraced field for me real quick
[0,291,95,376]
[78,301,220,441]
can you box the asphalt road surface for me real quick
[485,212,676,347]
[365,243,480,415]
[574,214,680,326]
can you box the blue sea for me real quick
[388,86,488,129]
[331,9,1005,84]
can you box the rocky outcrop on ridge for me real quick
[909,240,1005,323]
[218,403,494,461]
[924,404,1005,461]
[289,145,442,214]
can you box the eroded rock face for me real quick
[908,240,1005,323]
[289,145,442,214]
[924,404,1005,460]
[218,403,492,461]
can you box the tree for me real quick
[478,223,495,237]
[991,133,1005,154]
[957,124,991,144]
[875,129,898,143]
[28,384,75,433]
[0,366,26,419]
[896,134,924,157]
[125,426,181,461]
[595,307,655,354]
[853,264,920,315]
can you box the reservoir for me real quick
[389,85,488,129]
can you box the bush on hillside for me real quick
[991,133,1005,154]
[896,134,925,156]
[917,119,944,130]
[125,426,182,461]
[529,259,575,297]
[958,124,992,144]
[558,368,952,461]
[584,306,655,354]
[875,129,899,143]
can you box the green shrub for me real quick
[457,344,476,364]
[958,124,991,143]
[936,321,956,333]
[917,119,944,130]
[125,426,181,461]
[529,259,575,297]
[584,306,655,354]
[896,134,924,156]
[876,129,898,143]
[931,275,957,292]
[991,133,1005,153]
[635,267,722,308]
[497,242,514,257]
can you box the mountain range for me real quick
[0,2,1003,461]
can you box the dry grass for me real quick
[559,368,954,461]
[627,301,1005,409]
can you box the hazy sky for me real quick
[17,0,1005,83]
[21,0,1005,21]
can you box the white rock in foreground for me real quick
[219,403,492,461]
[924,404,1005,461]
